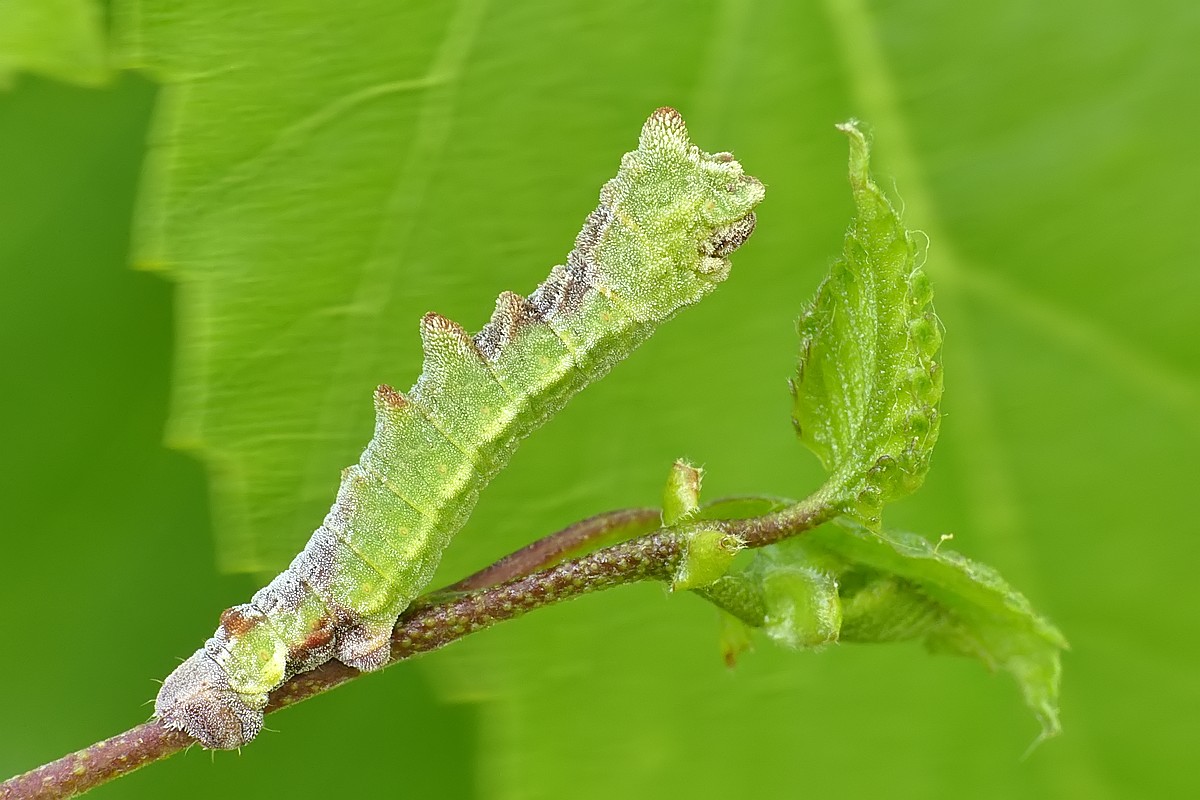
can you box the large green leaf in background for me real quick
[2,0,1198,798]
[0,0,107,87]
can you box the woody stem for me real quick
[1,495,836,800]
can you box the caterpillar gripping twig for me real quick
[155,107,765,749]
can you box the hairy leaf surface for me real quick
[792,122,942,527]
[740,523,1067,739]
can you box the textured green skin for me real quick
[155,108,764,749]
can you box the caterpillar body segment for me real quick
[155,107,765,748]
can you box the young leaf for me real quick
[791,122,942,527]
[746,559,842,649]
[728,522,1067,740]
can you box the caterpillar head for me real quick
[155,648,264,750]
[593,107,765,320]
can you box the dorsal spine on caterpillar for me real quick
[155,107,765,749]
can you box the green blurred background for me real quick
[2,1,1197,797]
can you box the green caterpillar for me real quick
[155,108,765,749]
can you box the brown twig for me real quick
[1,496,836,800]
[444,507,662,591]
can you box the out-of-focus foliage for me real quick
[115,0,497,572]
[2,1,1199,798]
[0,0,107,87]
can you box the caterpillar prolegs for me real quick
[155,108,765,749]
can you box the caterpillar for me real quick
[154,107,765,749]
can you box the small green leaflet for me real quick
[792,121,942,528]
[734,524,1067,741]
